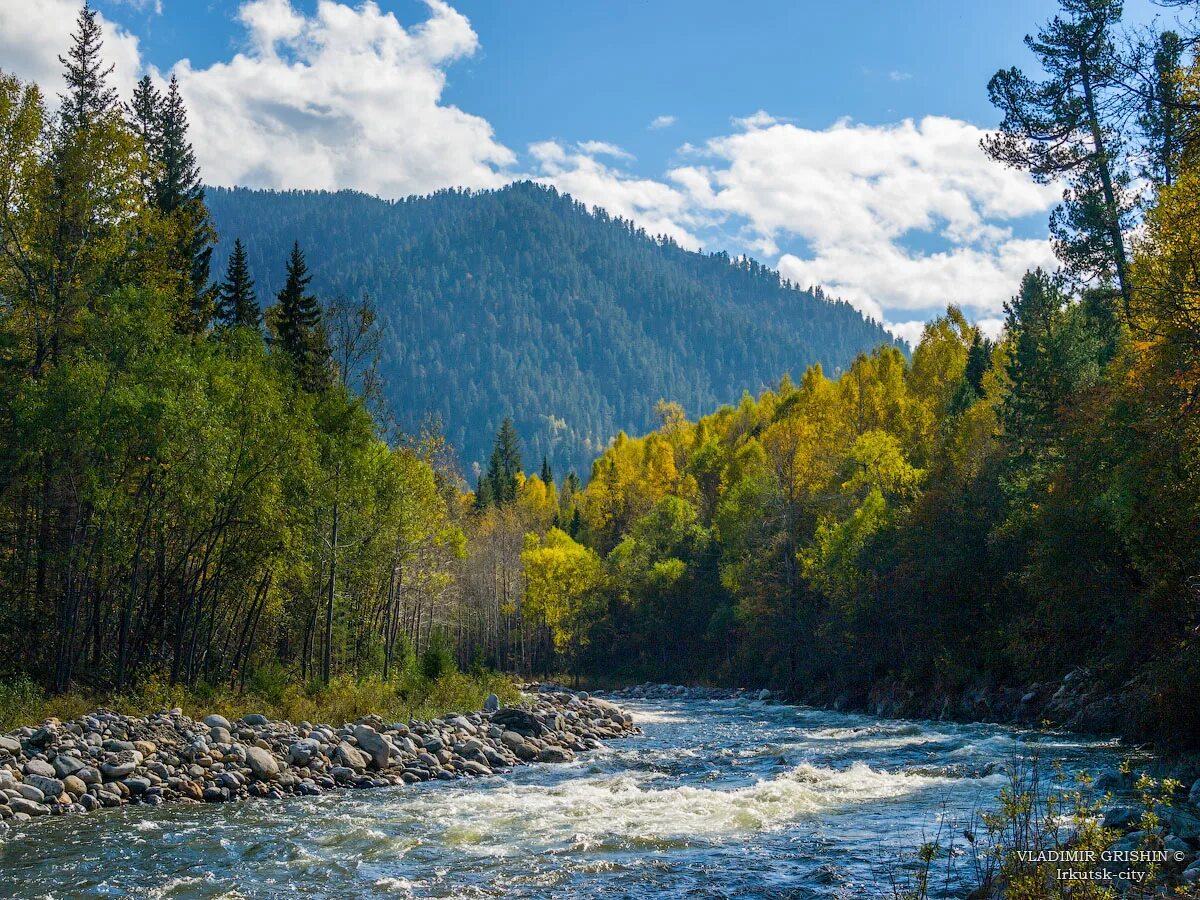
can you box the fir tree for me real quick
[216,238,260,330]
[540,455,553,486]
[154,75,216,327]
[273,241,329,390]
[128,75,160,199]
[58,2,117,134]
[481,418,522,507]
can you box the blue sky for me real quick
[1,0,1179,341]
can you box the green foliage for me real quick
[420,629,458,681]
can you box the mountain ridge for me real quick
[206,181,901,475]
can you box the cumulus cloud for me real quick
[172,0,516,196]
[665,115,1059,320]
[0,0,143,101]
[649,114,676,129]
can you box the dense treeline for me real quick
[531,0,1200,747]
[0,7,479,695]
[204,181,898,477]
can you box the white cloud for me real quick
[665,115,1059,320]
[886,320,928,347]
[649,114,676,130]
[109,0,165,14]
[172,0,516,196]
[576,140,633,161]
[0,0,143,102]
[888,70,912,82]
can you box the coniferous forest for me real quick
[0,0,1198,762]
[203,182,898,476]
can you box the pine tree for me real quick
[273,241,329,390]
[540,455,553,486]
[984,0,1133,313]
[1138,30,1185,190]
[216,238,260,329]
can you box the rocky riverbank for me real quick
[0,687,636,829]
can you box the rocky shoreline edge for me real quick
[0,686,637,830]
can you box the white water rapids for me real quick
[0,695,1124,898]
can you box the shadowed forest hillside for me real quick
[206,183,899,475]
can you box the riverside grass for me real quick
[0,670,520,733]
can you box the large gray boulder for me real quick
[23,759,56,779]
[352,725,393,770]
[333,741,369,772]
[24,774,64,799]
[202,714,232,731]
[243,746,279,780]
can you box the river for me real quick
[0,695,1124,898]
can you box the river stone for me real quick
[1189,778,1200,807]
[243,746,278,780]
[483,693,500,713]
[123,776,151,795]
[209,726,232,745]
[537,747,573,763]
[202,714,232,731]
[491,708,541,736]
[62,775,87,798]
[29,726,55,747]
[287,738,321,766]
[24,758,56,779]
[352,725,392,769]
[52,754,86,778]
[0,736,21,755]
[8,797,48,816]
[25,774,64,799]
[1164,804,1200,841]
[243,714,269,727]
[16,782,45,802]
[333,742,368,771]
[76,766,101,785]
[1102,806,1142,831]
[101,751,140,781]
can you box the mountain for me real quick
[206,182,900,477]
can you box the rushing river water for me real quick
[0,696,1124,899]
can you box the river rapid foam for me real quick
[0,695,1124,898]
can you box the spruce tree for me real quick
[128,75,160,198]
[273,241,329,390]
[155,75,216,327]
[216,238,260,329]
[58,2,117,134]
[482,418,522,506]
[540,455,553,486]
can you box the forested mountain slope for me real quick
[207,182,899,474]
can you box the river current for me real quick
[0,696,1123,898]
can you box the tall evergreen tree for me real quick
[273,241,329,390]
[128,75,160,200]
[1138,30,1185,190]
[540,455,553,486]
[153,75,216,328]
[481,418,522,507]
[216,238,260,330]
[57,2,117,134]
[984,0,1133,313]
